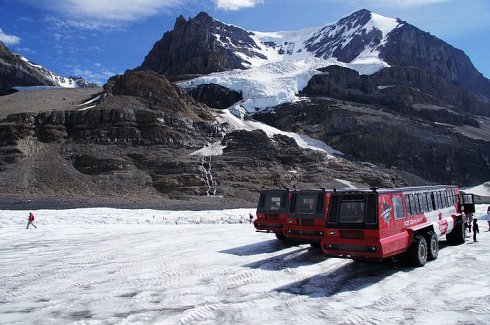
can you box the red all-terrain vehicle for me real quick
[254,189,292,240]
[283,189,332,248]
[321,185,473,267]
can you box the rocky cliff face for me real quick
[302,65,490,118]
[0,42,97,90]
[138,12,255,78]
[381,24,490,98]
[0,70,412,208]
[253,98,490,186]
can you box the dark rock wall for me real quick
[302,65,490,118]
[253,99,490,186]
[138,12,250,77]
[188,84,242,109]
[381,23,490,99]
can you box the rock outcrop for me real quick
[138,12,256,78]
[188,84,242,109]
[302,65,490,120]
[381,23,490,98]
[253,98,490,186]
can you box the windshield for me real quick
[296,196,317,214]
[339,201,365,223]
[327,192,377,228]
[264,195,283,211]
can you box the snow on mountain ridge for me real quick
[181,10,401,111]
[14,53,96,88]
[213,10,401,67]
[179,57,386,111]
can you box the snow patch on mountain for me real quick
[16,53,95,88]
[179,57,386,110]
[210,108,342,158]
[180,11,401,110]
[463,182,490,198]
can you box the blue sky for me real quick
[0,0,489,85]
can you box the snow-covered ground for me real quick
[1,206,489,324]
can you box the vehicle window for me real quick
[393,197,404,219]
[442,192,447,208]
[296,196,317,214]
[265,196,282,210]
[405,194,412,216]
[425,192,433,212]
[339,201,365,223]
[409,194,418,215]
[437,192,445,208]
[418,193,428,213]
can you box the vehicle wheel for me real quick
[275,232,286,240]
[426,231,439,261]
[447,217,465,245]
[310,242,321,249]
[403,234,427,267]
[351,257,367,263]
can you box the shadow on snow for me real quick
[274,259,404,298]
[243,246,330,270]
[219,239,302,256]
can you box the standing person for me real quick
[472,218,479,242]
[487,206,490,231]
[466,211,473,233]
[26,212,37,229]
[249,213,254,224]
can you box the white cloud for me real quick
[215,0,263,10]
[23,0,263,30]
[0,28,21,45]
[25,0,188,29]
[72,67,118,85]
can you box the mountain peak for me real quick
[0,43,97,89]
[349,8,372,16]
[195,11,212,20]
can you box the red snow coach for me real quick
[254,189,292,240]
[283,189,332,247]
[321,185,473,267]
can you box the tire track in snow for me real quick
[177,303,226,325]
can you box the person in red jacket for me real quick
[26,212,37,229]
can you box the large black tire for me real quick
[426,231,439,261]
[275,232,286,240]
[447,217,466,245]
[402,234,427,267]
[310,242,321,249]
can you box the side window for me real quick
[425,192,433,212]
[436,192,444,209]
[431,192,437,210]
[393,197,405,219]
[414,194,421,214]
[405,194,411,216]
[409,194,417,215]
[419,193,428,213]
